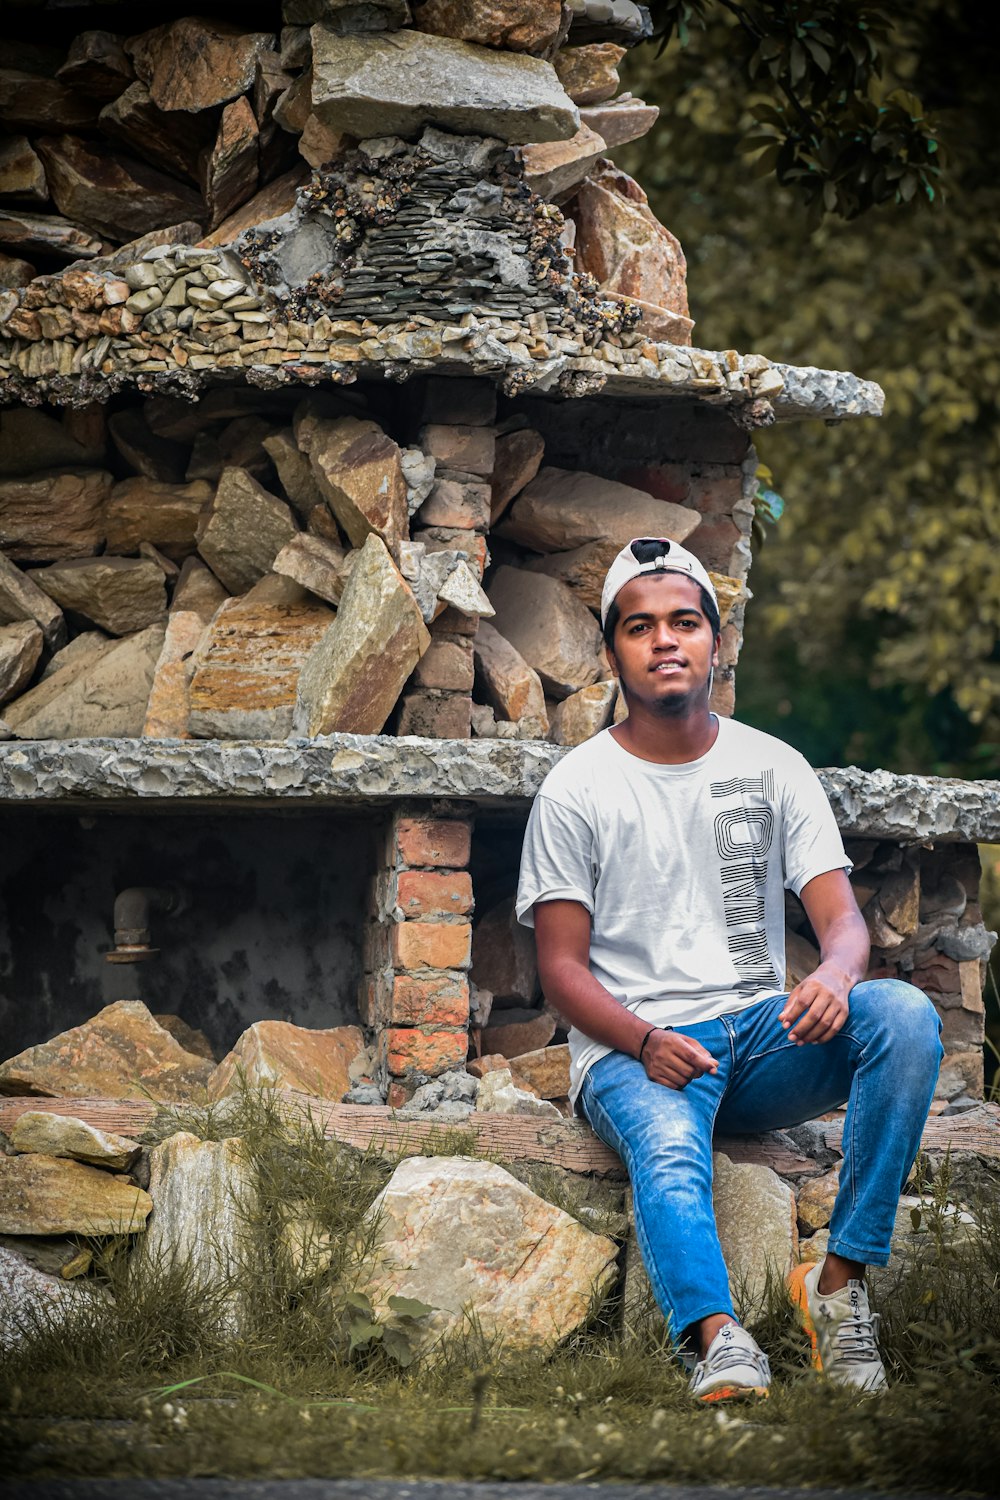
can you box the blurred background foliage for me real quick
[619,0,998,779]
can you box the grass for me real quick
[1,1090,998,1493]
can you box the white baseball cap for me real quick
[601,537,717,627]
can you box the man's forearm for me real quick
[817,911,871,989]
[538,953,651,1058]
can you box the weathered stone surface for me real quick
[9,1111,140,1171]
[0,1001,213,1100]
[771,363,884,422]
[105,478,211,562]
[436,558,495,617]
[200,164,307,247]
[490,427,544,524]
[509,1043,570,1100]
[207,1020,367,1101]
[310,29,579,143]
[472,894,537,1002]
[0,1244,83,1351]
[127,19,277,114]
[417,475,490,531]
[37,630,110,683]
[0,1154,151,1236]
[482,1007,556,1059]
[710,571,743,629]
[273,532,352,605]
[354,1155,618,1353]
[153,1013,216,1062]
[0,70,100,133]
[0,408,105,480]
[474,620,547,735]
[188,584,333,738]
[0,552,66,650]
[56,30,135,102]
[197,467,298,595]
[522,123,607,202]
[477,1066,561,1117]
[498,467,700,554]
[572,163,692,342]
[299,414,408,553]
[553,44,625,105]
[580,97,658,149]
[34,558,166,636]
[263,427,327,521]
[172,557,229,617]
[548,679,616,746]
[298,113,347,168]
[98,84,210,186]
[522,538,620,612]
[202,97,260,230]
[0,135,48,203]
[0,620,42,707]
[412,0,564,53]
[0,208,101,260]
[36,134,203,244]
[294,533,429,735]
[2,624,163,737]
[487,565,601,699]
[420,424,495,477]
[0,251,36,287]
[142,609,213,739]
[713,1152,797,1317]
[796,1166,840,1236]
[0,469,110,563]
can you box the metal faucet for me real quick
[105,885,184,964]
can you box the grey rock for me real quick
[3,624,164,738]
[0,619,43,707]
[0,1243,85,1352]
[772,363,885,421]
[0,552,66,649]
[938,923,996,962]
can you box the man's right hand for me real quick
[641,1028,718,1090]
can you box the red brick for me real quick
[392,920,472,971]
[685,518,741,573]
[387,1079,415,1108]
[395,816,472,869]
[617,463,690,506]
[433,604,479,637]
[387,974,470,1025]
[413,637,474,691]
[397,869,473,919]
[382,1027,468,1079]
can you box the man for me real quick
[516,537,942,1402]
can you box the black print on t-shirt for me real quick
[711,771,779,997]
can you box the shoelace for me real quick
[825,1294,883,1366]
[700,1333,771,1378]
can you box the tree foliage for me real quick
[620,0,999,775]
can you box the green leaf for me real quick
[382,1327,416,1367]
[348,1319,384,1352]
[387,1294,435,1320]
[344,1290,374,1314]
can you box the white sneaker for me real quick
[688,1322,771,1403]
[788,1260,888,1392]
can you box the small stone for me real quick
[499,466,700,554]
[127,18,277,114]
[55,30,135,101]
[508,1043,570,1100]
[476,1066,562,1117]
[486,565,602,699]
[579,96,658,149]
[34,557,167,636]
[0,1155,152,1237]
[473,620,547,734]
[0,620,42,707]
[548,679,616,745]
[10,1112,140,1171]
[273,532,352,605]
[522,123,607,202]
[0,468,111,563]
[417,476,491,530]
[411,0,565,54]
[0,252,36,287]
[197,467,298,594]
[713,1152,798,1319]
[207,1021,367,1101]
[0,551,66,650]
[553,44,625,105]
[436,559,495,617]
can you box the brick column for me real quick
[361,810,473,1106]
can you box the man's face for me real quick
[607,572,720,715]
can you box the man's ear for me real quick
[712,633,721,667]
[605,645,620,678]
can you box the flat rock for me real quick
[202,97,259,231]
[490,427,544,524]
[197,467,298,595]
[0,407,106,480]
[0,619,43,707]
[522,123,607,202]
[0,1000,213,1100]
[0,135,48,202]
[188,585,333,738]
[523,537,620,611]
[294,533,429,735]
[473,620,547,735]
[472,894,538,1003]
[207,1020,367,1101]
[486,564,601,699]
[353,1155,618,1353]
[571,162,692,342]
[548,679,616,745]
[0,1244,84,1351]
[580,96,659,149]
[509,1043,570,1099]
[34,557,167,636]
[262,428,327,521]
[713,1152,798,1319]
[553,44,625,105]
[0,69,100,133]
[411,0,565,54]
[311,28,579,144]
[481,1007,557,1058]
[199,163,307,247]
[299,414,408,553]
[0,208,102,260]
[9,1111,140,1171]
[56,30,135,102]
[127,19,277,114]
[98,83,212,187]
[105,478,211,561]
[0,252,36,288]
[273,532,352,605]
[499,466,700,554]
[36,133,203,244]
[476,1066,561,1117]
[3,623,164,737]
[142,608,213,738]
[0,552,66,650]
[0,1153,152,1236]
[0,468,111,563]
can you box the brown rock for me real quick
[171,557,228,617]
[0,999,213,1101]
[207,1021,367,1102]
[472,895,537,1003]
[298,114,347,168]
[0,620,43,707]
[273,532,352,605]
[0,408,105,480]
[490,427,544,524]
[523,538,619,611]
[197,467,298,595]
[579,97,658,149]
[127,19,277,114]
[0,469,110,562]
[0,208,101,260]
[482,1008,556,1059]
[199,164,307,247]
[553,44,625,105]
[34,557,166,636]
[294,533,430,735]
[56,31,135,102]
[98,83,211,186]
[142,609,212,739]
[419,424,495,477]
[272,68,313,134]
[499,466,700,554]
[300,415,409,552]
[153,1014,216,1061]
[508,1043,570,1100]
[486,565,601,699]
[36,134,204,244]
[105,478,211,561]
[548,680,616,746]
[0,136,48,203]
[466,1053,510,1078]
[108,409,189,484]
[522,123,606,202]
[411,0,565,54]
[796,1167,840,1236]
[0,551,66,649]
[0,1155,151,1237]
[473,620,547,734]
[0,252,36,287]
[262,428,327,521]
[9,1112,140,1171]
[417,476,491,530]
[880,862,920,937]
[571,163,692,342]
[202,97,259,231]
[188,585,333,738]
[710,571,743,629]
[0,70,100,133]
[3,623,164,738]
[397,687,472,739]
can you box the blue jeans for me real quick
[579,980,943,1339]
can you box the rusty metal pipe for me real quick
[106,885,182,964]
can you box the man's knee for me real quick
[848,978,943,1068]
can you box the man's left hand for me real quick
[779,965,852,1044]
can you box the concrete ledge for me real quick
[0,736,997,841]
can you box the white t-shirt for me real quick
[515,719,850,1105]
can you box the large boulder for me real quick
[0,1154,152,1236]
[497,467,700,554]
[3,623,164,738]
[298,414,408,554]
[207,1020,367,1101]
[353,1155,618,1354]
[486,566,601,699]
[196,467,298,595]
[713,1153,798,1319]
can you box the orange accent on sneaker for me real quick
[697,1384,770,1404]
[787,1261,823,1372]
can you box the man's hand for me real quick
[779,964,852,1045]
[642,1028,718,1090]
